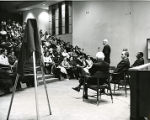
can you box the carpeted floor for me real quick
[0,79,130,120]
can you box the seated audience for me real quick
[0,48,14,93]
[43,51,55,74]
[83,55,93,73]
[69,56,79,79]
[131,52,144,67]
[59,57,73,79]
[76,55,88,79]
[8,50,17,65]
[62,49,70,59]
[0,48,10,66]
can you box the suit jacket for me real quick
[132,58,144,67]
[114,58,130,74]
[89,60,109,78]
[103,44,111,63]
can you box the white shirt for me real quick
[62,52,70,59]
[0,55,10,65]
[43,56,53,63]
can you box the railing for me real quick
[129,63,150,71]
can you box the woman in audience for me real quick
[59,57,73,79]
[62,49,70,59]
[43,51,55,74]
[83,55,93,73]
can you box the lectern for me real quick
[129,63,150,120]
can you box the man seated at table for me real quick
[111,50,130,83]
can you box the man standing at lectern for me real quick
[102,38,111,64]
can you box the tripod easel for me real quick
[6,51,52,120]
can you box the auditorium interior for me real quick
[0,1,150,120]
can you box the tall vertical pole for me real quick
[7,74,20,120]
[33,51,40,120]
[41,66,52,115]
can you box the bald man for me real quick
[102,39,111,64]
[111,51,130,83]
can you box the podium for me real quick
[129,63,150,120]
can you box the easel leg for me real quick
[7,74,20,120]
[33,52,40,120]
[41,66,52,115]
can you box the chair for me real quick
[83,71,113,105]
[110,70,130,96]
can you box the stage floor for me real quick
[0,79,130,120]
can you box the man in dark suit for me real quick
[72,52,109,98]
[83,52,109,99]
[131,52,144,67]
[111,50,130,82]
[102,39,111,64]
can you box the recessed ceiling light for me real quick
[42,3,46,6]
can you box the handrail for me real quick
[129,63,150,71]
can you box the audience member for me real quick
[8,51,17,65]
[43,51,55,74]
[0,48,13,93]
[83,55,93,73]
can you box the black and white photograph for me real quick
[0,0,150,120]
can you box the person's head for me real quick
[86,55,91,60]
[96,52,105,61]
[103,39,108,45]
[80,56,85,61]
[10,51,15,56]
[63,49,67,53]
[1,48,8,56]
[63,57,68,61]
[122,48,129,57]
[136,52,143,59]
[70,56,74,61]
[121,51,129,60]
[45,51,50,57]
[49,48,53,53]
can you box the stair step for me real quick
[0,74,59,96]
[38,77,59,85]
[37,74,54,80]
